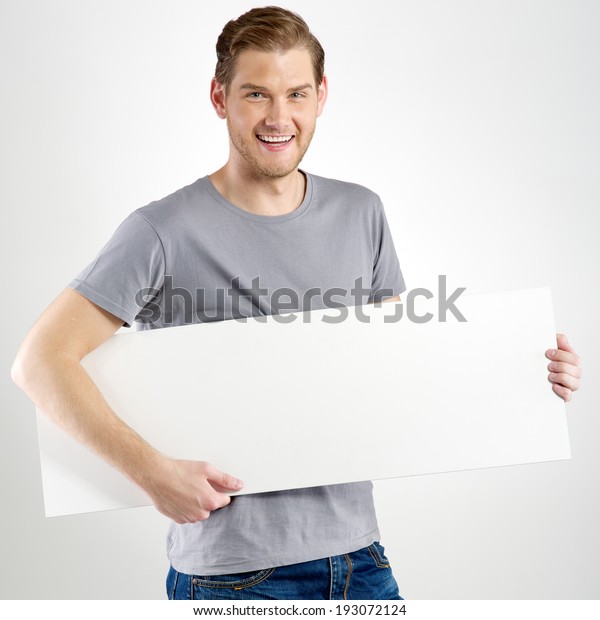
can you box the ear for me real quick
[316,74,328,117]
[210,77,227,119]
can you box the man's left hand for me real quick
[546,333,582,402]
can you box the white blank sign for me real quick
[36,287,570,517]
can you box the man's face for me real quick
[211,48,327,179]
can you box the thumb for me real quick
[206,466,244,492]
[556,333,576,353]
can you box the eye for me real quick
[290,92,306,99]
[247,92,265,99]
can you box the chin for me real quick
[249,154,304,179]
[258,165,300,178]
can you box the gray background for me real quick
[1,0,598,599]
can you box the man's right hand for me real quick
[12,289,243,525]
[145,457,244,524]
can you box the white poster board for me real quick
[36,287,570,517]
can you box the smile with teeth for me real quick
[257,134,294,143]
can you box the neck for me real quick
[209,163,305,217]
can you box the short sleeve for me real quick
[369,199,406,302]
[68,211,165,327]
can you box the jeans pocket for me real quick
[192,568,276,591]
[366,542,391,568]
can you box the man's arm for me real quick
[11,288,243,523]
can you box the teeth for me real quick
[258,135,293,143]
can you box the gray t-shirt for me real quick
[69,171,406,575]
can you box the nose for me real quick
[264,97,290,129]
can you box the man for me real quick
[11,6,582,601]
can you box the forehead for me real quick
[230,48,315,89]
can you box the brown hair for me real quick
[215,6,325,91]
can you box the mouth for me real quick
[256,134,295,151]
[256,134,295,144]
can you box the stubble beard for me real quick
[226,119,314,179]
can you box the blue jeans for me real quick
[166,542,402,600]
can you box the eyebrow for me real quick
[239,83,313,93]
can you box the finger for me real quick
[201,490,232,512]
[548,371,581,392]
[547,361,583,379]
[552,383,572,402]
[179,499,217,523]
[555,333,580,360]
[545,347,581,367]
[556,333,577,353]
[205,465,244,492]
[208,480,241,494]
[190,507,214,522]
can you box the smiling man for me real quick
[215,48,322,178]
[208,46,325,216]
[11,6,582,601]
